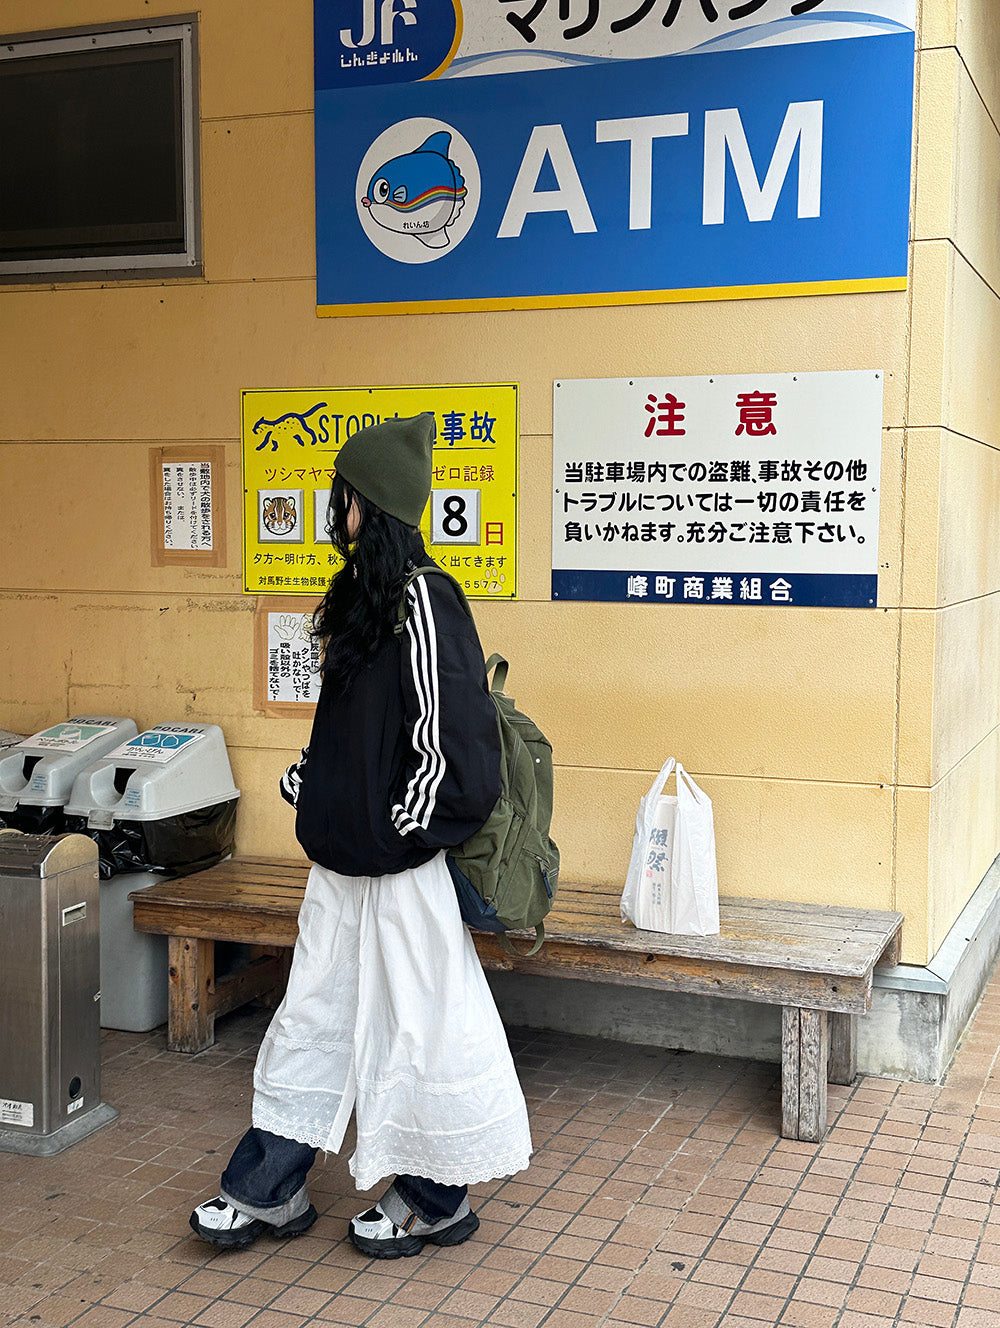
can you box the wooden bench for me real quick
[129,857,902,1143]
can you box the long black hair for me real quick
[311,474,421,689]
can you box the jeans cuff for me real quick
[219,1183,311,1227]
[379,1182,418,1228]
[383,1177,468,1226]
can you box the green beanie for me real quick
[334,412,435,526]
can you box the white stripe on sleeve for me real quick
[391,577,446,834]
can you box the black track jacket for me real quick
[282,552,502,878]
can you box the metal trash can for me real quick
[0,717,138,835]
[65,723,241,1032]
[0,831,117,1155]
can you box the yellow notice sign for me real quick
[241,385,518,599]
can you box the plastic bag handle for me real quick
[675,762,706,804]
[635,758,676,846]
[646,757,676,802]
[673,762,717,932]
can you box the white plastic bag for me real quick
[621,758,720,935]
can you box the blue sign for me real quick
[551,570,877,608]
[314,0,459,89]
[315,29,914,315]
[125,730,201,757]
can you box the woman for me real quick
[190,413,532,1258]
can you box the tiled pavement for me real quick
[4,975,1000,1328]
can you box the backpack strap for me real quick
[484,653,509,693]
[498,924,545,958]
[393,563,474,637]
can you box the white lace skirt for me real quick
[251,851,532,1191]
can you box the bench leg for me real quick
[828,1012,858,1087]
[168,936,215,1053]
[781,1007,828,1143]
[252,947,293,1010]
[213,954,288,1021]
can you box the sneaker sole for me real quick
[189,1204,318,1250]
[349,1209,479,1260]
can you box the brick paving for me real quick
[4,973,1000,1328]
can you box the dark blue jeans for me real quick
[220,1127,467,1225]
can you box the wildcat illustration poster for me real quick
[241,384,518,600]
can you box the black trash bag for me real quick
[0,804,65,836]
[63,797,238,881]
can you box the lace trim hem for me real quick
[252,1105,341,1152]
[350,1147,533,1192]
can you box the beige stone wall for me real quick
[898,0,1000,959]
[0,0,993,965]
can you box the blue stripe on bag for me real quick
[446,856,507,934]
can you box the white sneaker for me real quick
[348,1198,479,1259]
[189,1196,317,1249]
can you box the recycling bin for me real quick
[0,717,138,835]
[0,831,118,1155]
[65,723,241,1032]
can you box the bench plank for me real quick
[542,911,897,979]
[473,935,872,1013]
[548,911,891,964]
[132,867,901,977]
[135,902,299,949]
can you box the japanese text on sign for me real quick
[322,1,914,83]
[500,0,827,45]
[266,614,323,706]
[242,385,518,599]
[316,2,914,316]
[552,371,883,607]
[162,462,213,551]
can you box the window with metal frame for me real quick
[0,18,200,280]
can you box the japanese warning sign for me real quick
[241,385,517,599]
[162,462,213,551]
[315,2,914,315]
[265,614,323,706]
[552,371,883,607]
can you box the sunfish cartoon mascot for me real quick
[362,131,467,249]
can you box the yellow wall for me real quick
[0,0,994,965]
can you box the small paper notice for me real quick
[0,1098,34,1127]
[163,462,214,551]
[267,614,322,705]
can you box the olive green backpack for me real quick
[396,566,560,955]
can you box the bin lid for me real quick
[0,830,99,876]
[65,723,240,825]
[0,717,138,811]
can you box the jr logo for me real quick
[341,0,417,48]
